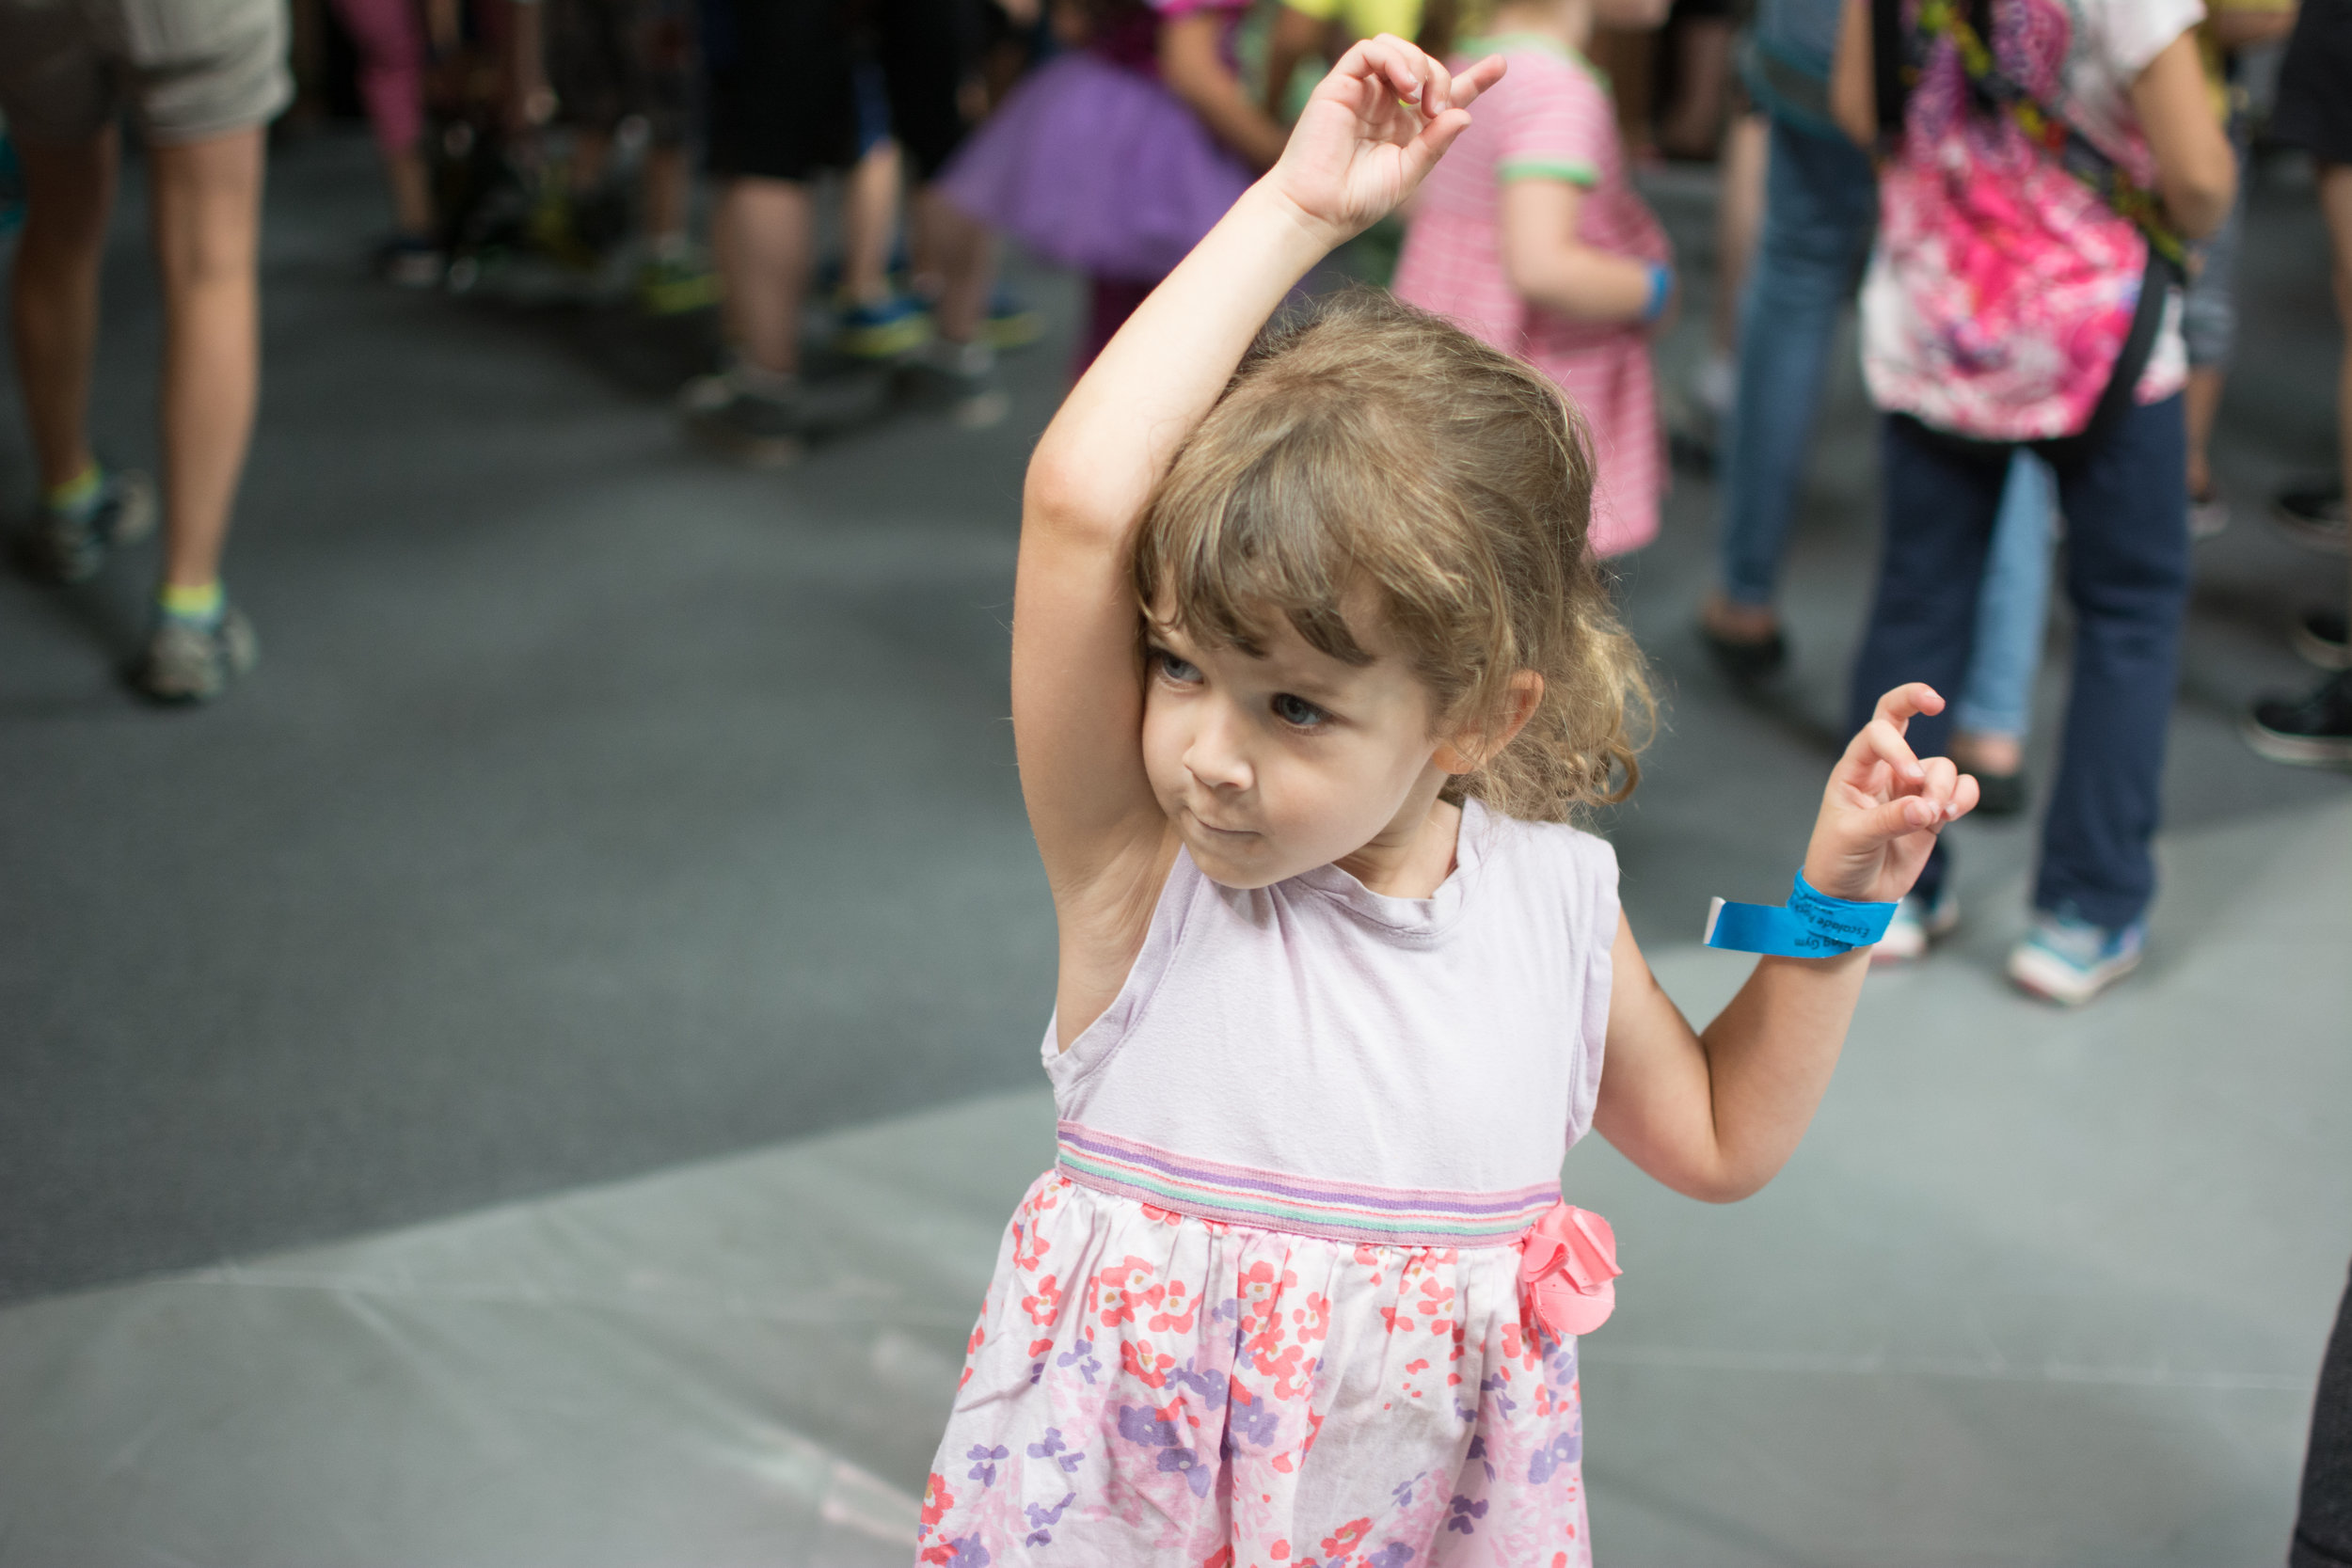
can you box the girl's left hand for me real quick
[1267,35,1507,245]
[1803,684,1980,905]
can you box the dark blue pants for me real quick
[1845,396,2191,929]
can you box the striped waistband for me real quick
[1055,1121,1559,1249]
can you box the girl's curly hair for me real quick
[1131,288,1653,823]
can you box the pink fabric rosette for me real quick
[1517,1202,1620,1339]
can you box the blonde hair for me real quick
[1132,289,1653,823]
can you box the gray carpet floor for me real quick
[0,130,2344,1319]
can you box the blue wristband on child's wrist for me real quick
[1640,262,1673,324]
[1703,870,1898,958]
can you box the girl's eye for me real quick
[1154,650,1202,684]
[1271,692,1328,729]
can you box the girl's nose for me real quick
[1184,705,1253,792]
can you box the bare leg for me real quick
[568,127,612,192]
[148,127,266,590]
[843,139,904,305]
[715,176,813,375]
[912,185,990,345]
[9,130,120,492]
[643,143,691,247]
[385,143,436,236]
[2185,363,2224,501]
[1950,730,2024,776]
[1660,17,1734,160]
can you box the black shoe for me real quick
[1967,769,2029,817]
[2273,483,2348,555]
[2243,672,2352,768]
[1700,620,1788,680]
[2293,607,2350,672]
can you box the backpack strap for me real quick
[1870,0,1913,152]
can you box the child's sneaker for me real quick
[982,285,1045,351]
[2187,484,2230,541]
[374,233,446,290]
[636,250,720,316]
[678,362,885,466]
[834,293,934,359]
[1871,884,1960,965]
[901,337,1008,429]
[135,603,259,704]
[18,466,155,584]
[2006,912,2145,1006]
[2242,671,2352,768]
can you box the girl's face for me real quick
[1140,603,1454,890]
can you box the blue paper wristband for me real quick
[1703,870,1898,958]
[1640,262,1673,324]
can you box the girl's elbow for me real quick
[2173,169,2238,242]
[1690,1171,1771,1204]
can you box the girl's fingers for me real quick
[1849,716,1927,790]
[1450,52,1507,108]
[1399,105,1475,182]
[1869,681,1946,732]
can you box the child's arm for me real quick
[2129,29,2237,241]
[1830,0,1876,148]
[1014,39,1505,1042]
[1592,684,1978,1201]
[1500,182,1668,325]
[1163,11,1296,171]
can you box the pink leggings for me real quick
[329,0,427,155]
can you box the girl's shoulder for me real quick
[1464,802,1621,925]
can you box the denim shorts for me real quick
[0,0,290,145]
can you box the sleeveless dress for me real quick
[916,800,1621,1568]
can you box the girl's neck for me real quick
[1481,0,1593,57]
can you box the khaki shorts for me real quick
[0,0,292,146]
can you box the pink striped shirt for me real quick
[1392,37,1671,557]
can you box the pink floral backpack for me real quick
[1868,0,2187,447]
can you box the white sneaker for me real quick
[2006,912,2146,1006]
[1871,885,1960,965]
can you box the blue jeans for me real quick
[1716,118,1878,608]
[1951,451,2057,739]
[1847,397,2192,930]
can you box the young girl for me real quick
[918,40,1975,1563]
[1390,0,1673,557]
[938,0,1291,371]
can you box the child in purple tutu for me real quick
[940,0,1294,370]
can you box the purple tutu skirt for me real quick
[939,52,1254,282]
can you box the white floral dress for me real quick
[919,803,1622,1567]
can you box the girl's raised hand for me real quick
[1803,684,1981,906]
[1268,35,1506,245]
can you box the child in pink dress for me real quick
[918,38,1976,1566]
[1391,0,1675,557]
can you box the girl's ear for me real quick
[1436,671,1546,774]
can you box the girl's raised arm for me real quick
[1010,39,1504,909]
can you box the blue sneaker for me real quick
[2006,911,2146,1006]
[834,293,933,359]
